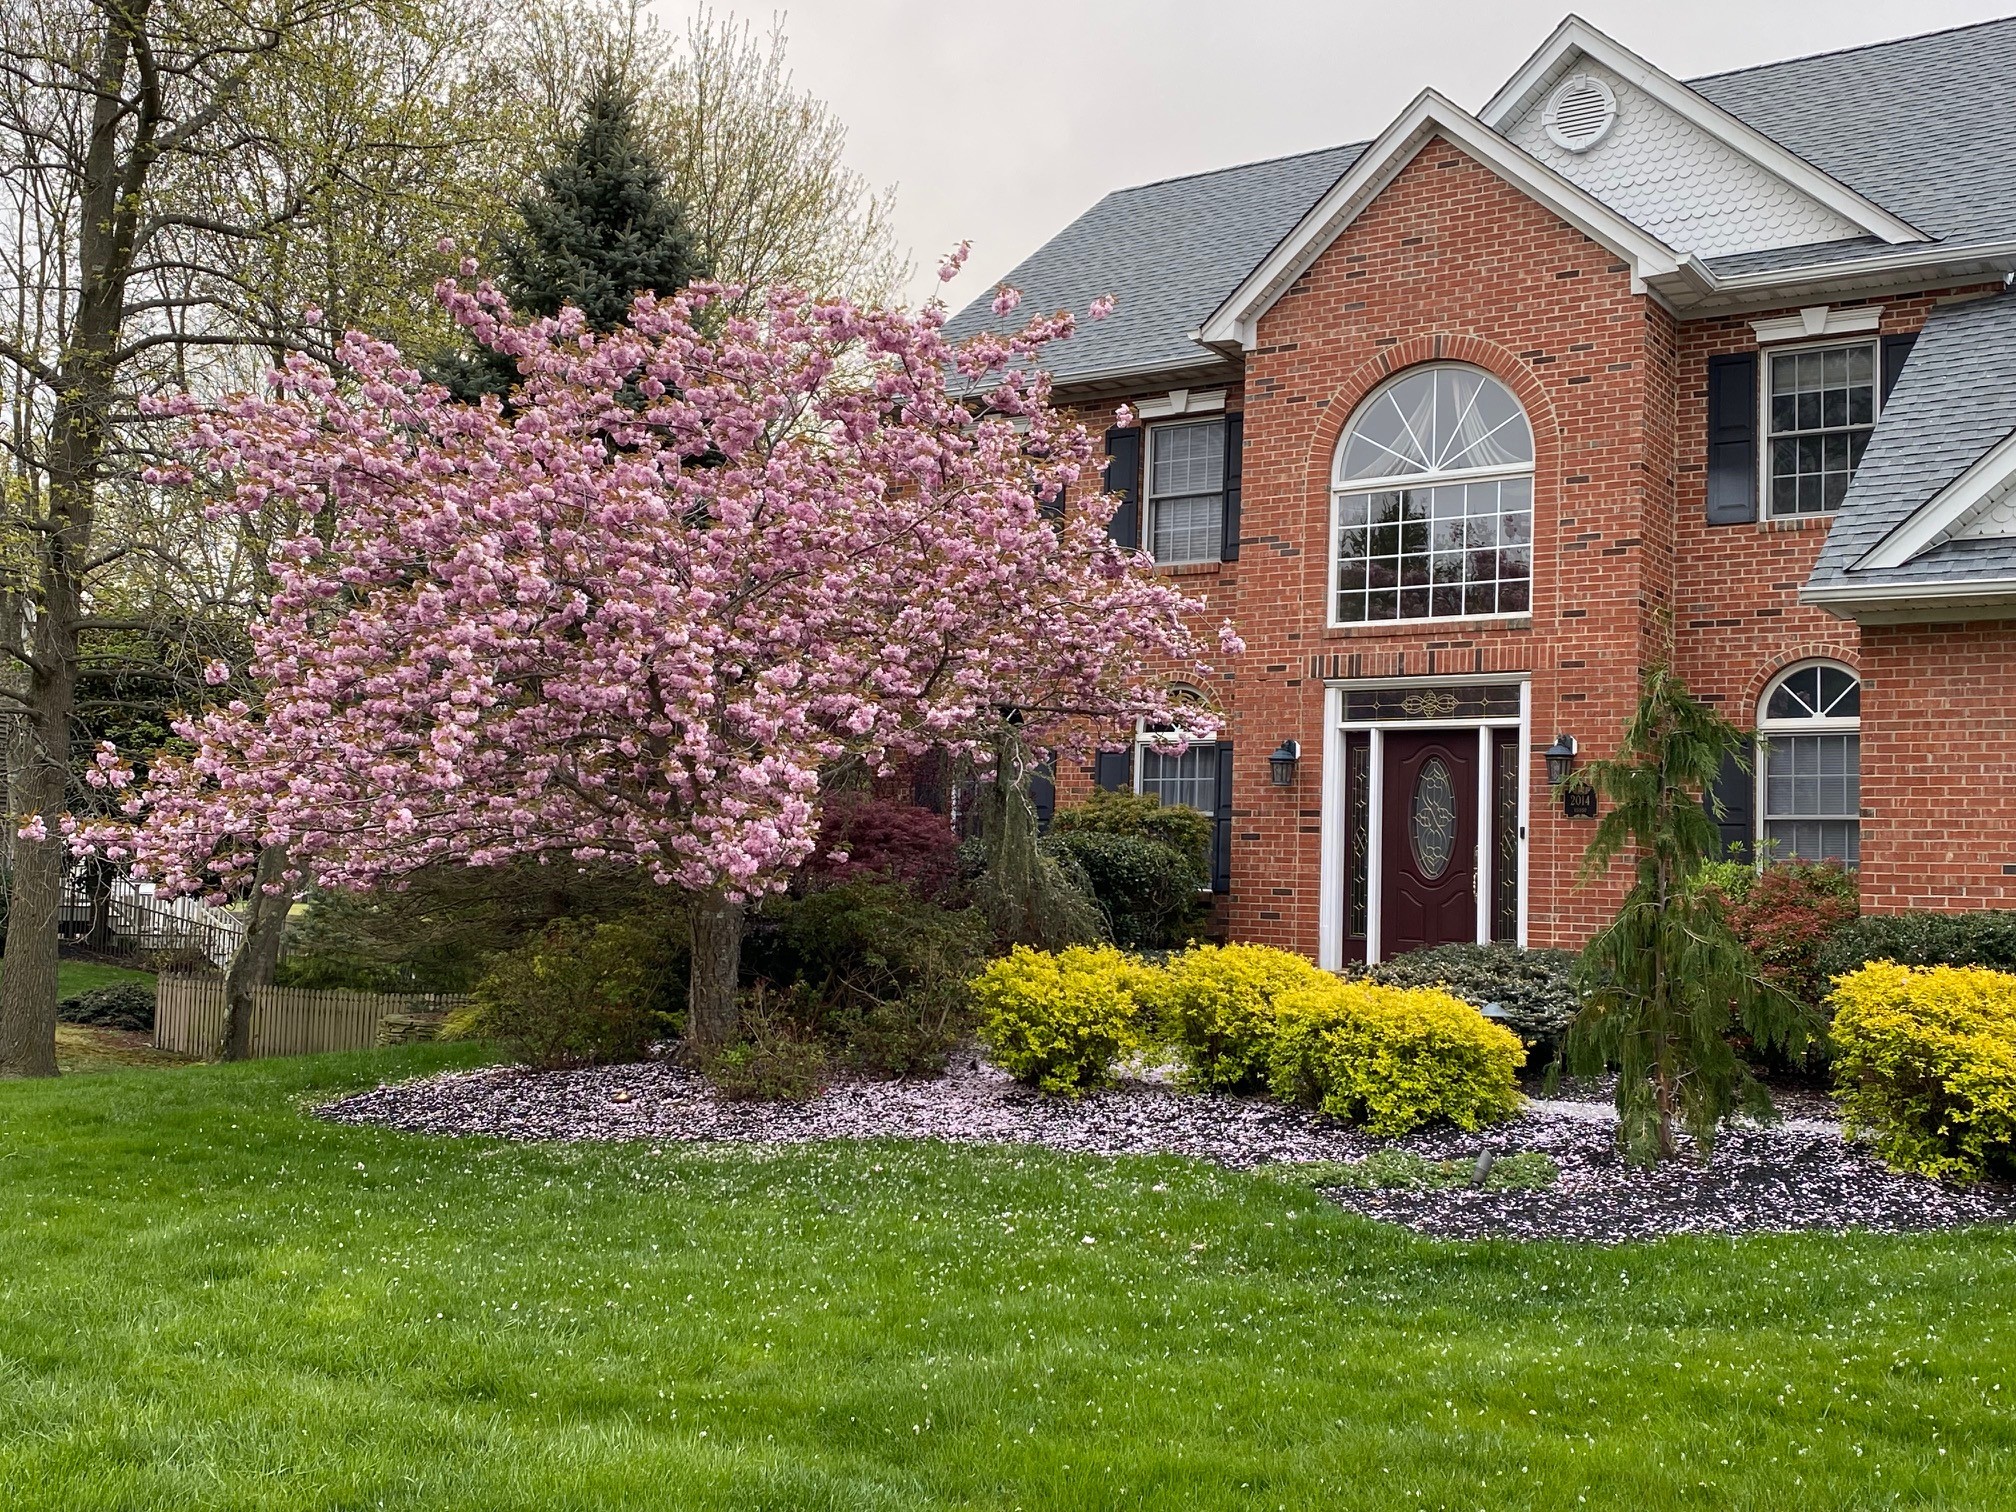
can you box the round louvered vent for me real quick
[1544,74,1617,153]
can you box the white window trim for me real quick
[1317,675,1530,969]
[1326,365,1537,632]
[1754,660,1861,866]
[1759,336,1882,520]
[1133,713,1220,895]
[1144,416,1227,567]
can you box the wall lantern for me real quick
[1546,733,1597,818]
[1543,733,1577,787]
[1268,739,1301,787]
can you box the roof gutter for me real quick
[1801,572,2016,622]
[1663,242,2016,310]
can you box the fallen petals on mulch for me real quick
[321,1059,2016,1244]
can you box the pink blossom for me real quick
[1088,294,1116,321]
[991,285,1022,317]
[937,241,972,283]
[17,815,46,842]
[77,268,1233,905]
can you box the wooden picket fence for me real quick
[153,974,469,1060]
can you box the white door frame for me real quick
[1317,675,1531,970]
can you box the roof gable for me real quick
[1804,292,2016,614]
[1197,91,1682,349]
[1483,18,1924,251]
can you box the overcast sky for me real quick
[655,1,2015,306]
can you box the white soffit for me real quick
[1749,305,1884,343]
[1482,18,1926,253]
[1197,90,1682,349]
[1859,427,2016,568]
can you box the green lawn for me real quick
[1,1047,2012,1509]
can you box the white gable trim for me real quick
[1857,426,2016,570]
[1197,91,1683,350]
[1481,18,1925,248]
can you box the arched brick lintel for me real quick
[1299,335,1565,503]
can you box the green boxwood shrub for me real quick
[449,918,680,1068]
[1818,909,2016,984]
[1049,790,1212,949]
[57,979,157,1033]
[1363,942,1579,1051]
[971,944,1154,1095]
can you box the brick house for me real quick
[944,16,2016,967]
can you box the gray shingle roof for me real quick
[1690,18,2016,250]
[1808,291,2016,590]
[948,18,2016,389]
[941,143,1365,386]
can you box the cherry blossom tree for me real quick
[76,253,1237,1048]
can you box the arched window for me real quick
[1332,365,1535,624]
[1757,661,1860,865]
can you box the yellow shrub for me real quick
[972,944,1156,1096]
[1265,978,1526,1135]
[1148,942,1336,1090]
[1829,961,2016,1182]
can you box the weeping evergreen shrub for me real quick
[1559,667,1816,1165]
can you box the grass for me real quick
[1,1047,2013,1509]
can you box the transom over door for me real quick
[1380,729,1478,959]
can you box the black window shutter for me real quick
[1103,428,1141,549]
[1093,748,1132,792]
[1704,747,1754,864]
[1220,414,1243,562]
[1705,352,1758,526]
[1210,742,1234,894]
[1030,759,1056,831]
[1881,333,1917,406]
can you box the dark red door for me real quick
[1381,730,1477,960]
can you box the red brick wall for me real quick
[1666,290,1993,725]
[1035,157,2010,957]
[1230,135,1665,955]
[1858,621,2016,911]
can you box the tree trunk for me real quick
[220,846,291,1062]
[0,670,72,1077]
[684,891,744,1054]
[0,5,150,1075]
[83,857,114,952]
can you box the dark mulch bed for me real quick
[322,1058,2016,1245]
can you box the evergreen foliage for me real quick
[438,77,706,400]
[1560,667,1816,1165]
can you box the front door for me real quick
[1380,730,1477,959]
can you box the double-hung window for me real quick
[1146,418,1225,564]
[1766,342,1878,516]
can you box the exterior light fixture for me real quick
[1268,739,1301,787]
[1546,733,1597,818]
[1543,733,1577,787]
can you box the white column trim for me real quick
[1365,729,1385,966]
[1317,685,1346,972]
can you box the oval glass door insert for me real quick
[1410,757,1457,879]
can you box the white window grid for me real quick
[1147,418,1224,564]
[1764,339,1879,518]
[1756,660,1861,867]
[1328,366,1535,628]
